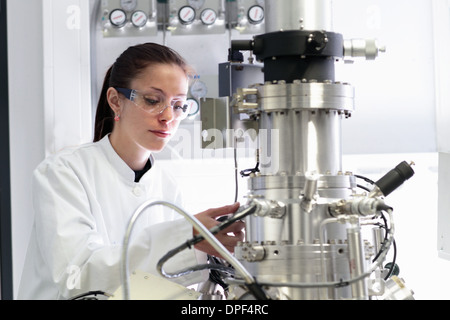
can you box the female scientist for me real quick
[18,43,244,299]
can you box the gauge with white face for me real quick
[190,80,207,99]
[178,6,196,25]
[186,98,200,117]
[120,0,137,12]
[248,5,264,24]
[109,9,127,27]
[188,0,205,10]
[200,8,217,25]
[131,10,148,27]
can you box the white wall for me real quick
[434,0,450,261]
[7,0,45,298]
[8,0,93,299]
[42,0,92,156]
[333,0,437,155]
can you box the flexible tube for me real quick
[121,200,257,300]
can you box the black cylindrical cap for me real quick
[375,161,415,197]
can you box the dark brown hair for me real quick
[93,43,192,142]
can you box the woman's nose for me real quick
[159,105,175,122]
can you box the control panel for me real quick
[98,0,265,37]
[100,0,158,37]
[167,0,226,35]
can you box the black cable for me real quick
[355,174,375,194]
[69,290,111,300]
[208,255,231,291]
[356,184,371,192]
[372,212,389,263]
[356,174,400,281]
[240,162,259,177]
[246,281,271,300]
[384,239,397,280]
[157,204,258,279]
[354,174,375,185]
[369,211,398,280]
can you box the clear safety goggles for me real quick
[115,87,190,120]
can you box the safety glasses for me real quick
[115,87,190,120]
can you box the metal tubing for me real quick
[346,219,368,299]
[121,200,255,300]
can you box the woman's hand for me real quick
[193,202,245,258]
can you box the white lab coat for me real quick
[18,135,205,300]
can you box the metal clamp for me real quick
[233,87,259,113]
[251,198,287,219]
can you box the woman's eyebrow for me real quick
[148,87,187,99]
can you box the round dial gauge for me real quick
[121,0,137,12]
[131,10,148,27]
[188,0,205,10]
[190,80,208,99]
[186,98,200,117]
[248,5,264,24]
[200,8,217,25]
[178,6,196,25]
[109,9,127,27]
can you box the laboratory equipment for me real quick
[186,0,414,300]
[167,0,226,35]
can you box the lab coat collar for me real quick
[98,135,155,183]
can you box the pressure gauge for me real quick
[186,98,200,118]
[190,80,208,99]
[178,6,196,25]
[200,8,217,25]
[248,5,264,24]
[121,0,137,12]
[131,10,148,28]
[188,0,205,10]
[109,9,127,27]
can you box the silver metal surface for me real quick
[235,243,352,299]
[344,38,386,60]
[346,219,368,299]
[264,0,333,32]
[232,81,355,176]
[380,276,415,300]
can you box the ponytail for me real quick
[93,66,114,142]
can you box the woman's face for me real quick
[109,63,189,155]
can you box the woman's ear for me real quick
[106,87,122,116]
